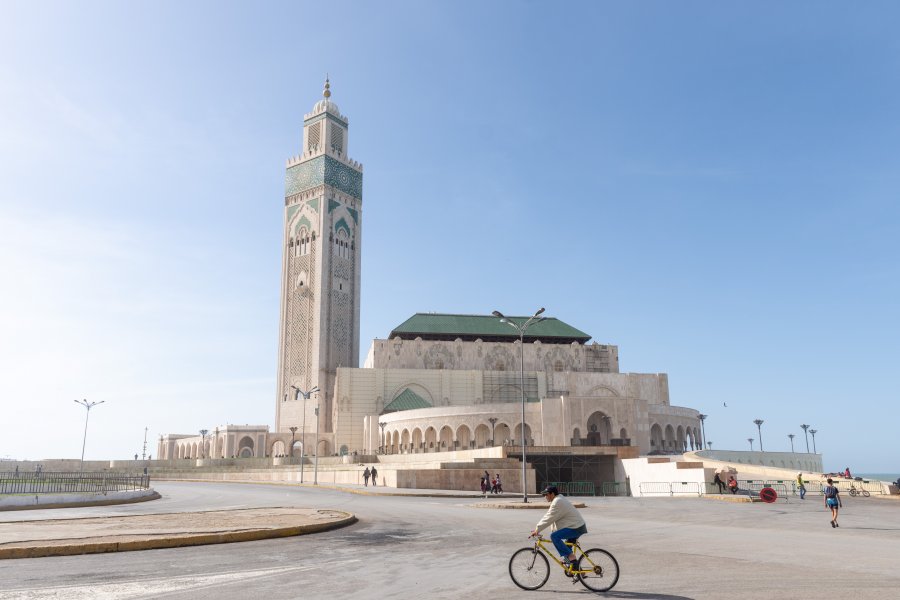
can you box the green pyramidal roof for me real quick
[383,388,432,414]
[388,313,591,344]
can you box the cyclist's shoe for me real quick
[562,560,575,577]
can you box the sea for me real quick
[857,473,900,482]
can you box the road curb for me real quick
[0,510,356,560]
[0,490,161,512]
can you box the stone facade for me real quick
[160,82,705,470]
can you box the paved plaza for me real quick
[1,481,898,599]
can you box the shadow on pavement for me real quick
[533,590,694,599]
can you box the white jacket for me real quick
[535,494,585,533]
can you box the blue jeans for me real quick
[550,526,586,559]
[799,485,806,499]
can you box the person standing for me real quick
[530,486,587,574]
[824,478,842,527]
[796,473,806,500]
[363,467,370,486]
[371,466,378,486]
[480,476,487,497]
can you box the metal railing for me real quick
[601,481,627,496]
[540,481,596,496]
[0,472,150,495]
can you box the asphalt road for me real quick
[1,482,899,599]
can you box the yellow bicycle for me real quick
[508,534,620,592]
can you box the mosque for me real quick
[157,81,705,489]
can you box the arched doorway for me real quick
[494,423,511,445]
[586,411,612,445]
[474,424,490,448]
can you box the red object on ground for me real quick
[759,487,777,503]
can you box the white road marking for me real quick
[0,561,359,600]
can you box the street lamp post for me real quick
[290,385,319,483]
[800,424,810,453]
[214,427,220,458]
[289,427,298,463]
[698,414,707,450]
[788,433,795,452]
[753,419,764,452]
[314,395,321,485]
[748,438,754,451]
[809,429,818,454]
[707,441,712,449]
[73,399,105,472]
[199,429,208,458]
[488,417,498,447]
[492,307,545,503]
[379,422,387,454]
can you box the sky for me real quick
[1,1,898,472]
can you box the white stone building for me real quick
[159,81,705,488]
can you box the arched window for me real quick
[554,360,564,372]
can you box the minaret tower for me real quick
[276,78,363,446]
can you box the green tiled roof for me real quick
[388,313,591,344]
[383,388,432,414]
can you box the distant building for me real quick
[159,81,703,480]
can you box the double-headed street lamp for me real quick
[74,399,105,472]
[492,307,545,503]
[788,433,795,452]
[379,422,387,454]
[748,438,754,451]
[800,424,810,453]
[199,429,208,458]
[753,419,764,452]
[290,385,319,483]
[810,429,818,454]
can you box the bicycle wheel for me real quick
[576,548,620,593]
[862,489,870,497]
[849,489,858,497]
[509,547,550,590]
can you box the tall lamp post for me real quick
[707,441,712,449]
[800,424,810,453]
[492,307,545,503]
[788,433,795,452]
[753,419,764,452]
[379,422,387,454]
[809,429,818,454]
[748,438,754,451]
[698,414,707,451]
[488,417,498,447]
[290,385,319,483]
[314,394,321,485]
[199,429,208,458]
[74,399,105,472]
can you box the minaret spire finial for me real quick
[323,75,331,99]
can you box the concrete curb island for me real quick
[0,489,161,511]
[0,507,356,560]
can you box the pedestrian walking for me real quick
[727,476,738,494]
[495,473,503,494]
[797,473,807,500]
[363,467,370,486]
[824,478,842,527]
[480,477,487,497]
[371,466,378,486]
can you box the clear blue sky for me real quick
[1,2,897,472]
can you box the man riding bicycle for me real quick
[530,485,587,571]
